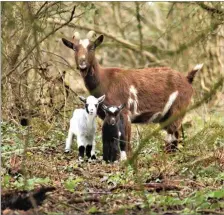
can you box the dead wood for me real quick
[110,182,181,192]
[68,195,102,204]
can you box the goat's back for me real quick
[100,67,193,120]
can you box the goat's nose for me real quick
[111,118,116,125]
[79,57,87,69]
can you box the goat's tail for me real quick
[186,64,203,84]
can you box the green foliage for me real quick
[64,177,83,192]
[2,175,51,190]
[144,188,224,213]
[87,206,100,214]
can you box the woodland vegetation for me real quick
[1,2,224,214]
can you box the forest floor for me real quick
[1,111,224,215]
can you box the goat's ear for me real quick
[62,38,74,50]
[98,95,106,103]
[94,35,104,48]
[78,96,86,103]
[101,104,108,111]
[118,103,125,111]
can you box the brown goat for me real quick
[62,31,203,158]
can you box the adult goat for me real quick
[62,31,203,157]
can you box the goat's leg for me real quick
[65,129,73,153]
[164,119,182,152]
[90,140,96,160]
[77,135,85,162]
[120,114,131,160]
[86,139,96,161]
[119,114,131,161]
[111,139,120,162]
[119,120,127,161]
[103,140,110,162]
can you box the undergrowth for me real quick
[1,112,224,214]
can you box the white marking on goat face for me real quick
[118,131,121,137]
[79,39,90,49]
[85,96,99,116]
[108,107,118,113]
[128,85,139,115]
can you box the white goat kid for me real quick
[65,95,105,162]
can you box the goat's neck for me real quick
[83,59,102,97]
[84,111,96,128]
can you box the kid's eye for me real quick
[89,46,95,51]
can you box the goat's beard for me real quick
[79,68,89,77]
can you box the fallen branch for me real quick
[110,182,181,192]
[68,195,102,204]
[197,209,224,215]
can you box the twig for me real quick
[197,209,224,215]
[110,182,181,192]
[187,152,214,167]
[166,3,176,18]
[196,2,224,15]
[59,202,84,212]
[35,2,48,17]
[68,195,102,204]
[47,18,162,64]
[2,146,51,156]
[2,6,76,82]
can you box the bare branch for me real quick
[2,5,76,82]
[47,18,163,65]
[196,2,224,15]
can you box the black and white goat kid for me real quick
[101,104,126,162]
[65,95,105,162]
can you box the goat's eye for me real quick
[89,46,95,51]
[73,46,78,52]
[95,104,97,108]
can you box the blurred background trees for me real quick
[2,2,224,126]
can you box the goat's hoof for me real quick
[91,155,96,160]
[88,155,97,163]
[64,149,70,153]
[78,157,84,163]
[120,151,127,161]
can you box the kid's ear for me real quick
[78,96,86,103]
[98,95,106,103]
[62,38,74,50]
[118,103,126,111]
[101,104,108,111]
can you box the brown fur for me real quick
[62,35,201,153]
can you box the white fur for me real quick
[65,109,96,155]
[128,85,139,115]
[162,91,179,117]
[193,63,203,71]
[65,95,105,158]
[148,91,179,123]
[120,151,127,161]
[165,133,176,143]
[108,107,118,113]
[79,39,90,49]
